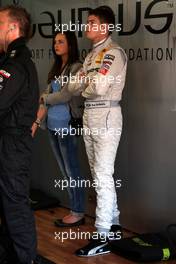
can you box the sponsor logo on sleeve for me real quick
[102,64,110,70]
[99,67,109,75]
[104,54,115,61]
[98,60,112,75]
[102,60,112,66]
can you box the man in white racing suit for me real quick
[69,5,127,257]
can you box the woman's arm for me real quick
[31,104,47,137]
[41,62,83,106]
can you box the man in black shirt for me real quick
[0,5,39,264]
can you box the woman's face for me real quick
[54,33,69,56]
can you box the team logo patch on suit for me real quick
[0,70,11,78]
[104,54,115,61]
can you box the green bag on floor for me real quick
[110,224,176,262]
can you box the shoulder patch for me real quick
[0,70,11,78]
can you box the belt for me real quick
[84,100,120,109]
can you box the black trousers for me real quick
[0,131,37,264]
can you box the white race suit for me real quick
[69,36,127,231]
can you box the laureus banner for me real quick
[1,0,175,89]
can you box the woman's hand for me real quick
[31,122,38,138]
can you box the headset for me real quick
[9,25,16,31]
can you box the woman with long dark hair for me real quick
[32,30,85,227]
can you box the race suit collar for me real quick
[93,36,111,49]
